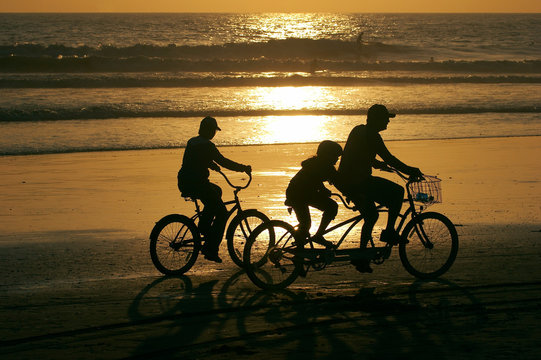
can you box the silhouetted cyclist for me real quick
[285,140,344,249]
[338,104,422,273]
[177,116,251,263]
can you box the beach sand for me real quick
[1,137,541,359]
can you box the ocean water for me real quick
[0,13,540,155]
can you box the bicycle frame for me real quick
[187,170,252,226]
[296,168,433,260]
[188,195,240,223]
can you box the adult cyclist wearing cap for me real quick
[285,140,345,252]
[178,116,251,263]
[338,104,422,273]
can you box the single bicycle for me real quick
[243,168,459,290]
[150,169,269,275]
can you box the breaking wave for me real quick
[1,56,540,75]
[1,39,540,74]
[1,105,539,122]
[0,39,407,59]
[1,73,540,88]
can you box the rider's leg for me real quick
[290,203,310,277]
[371,177,406,244]
[308,196,338,248]
[196,184,218,236]
[178,175,212,233]
[359,200,378,248]
[198,183,227,257]
[347,187,378,248]
[291,204,311,247]
[369,177,404,230]
[385,185,404,232]
[350,197,376,273]
[286,187,311,245]
[310,196,338,237]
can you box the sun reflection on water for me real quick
[254,115,333,144]
[247,86,326,110]
[248,13,327,40]
[243,86,342,143]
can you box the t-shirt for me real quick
[338,124,411,186]
[178,136,245,186]
[286,156,340,203]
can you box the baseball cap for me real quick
[367,104,396,120]
[199,116,221,132]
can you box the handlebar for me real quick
[217,169,252,190]
[380,165,424,184]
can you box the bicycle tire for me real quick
[149,214,201,275]
[399,212,459,279]
[243,220,300,290]
[226,209,270,268]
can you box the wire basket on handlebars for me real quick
[408,175,442,207]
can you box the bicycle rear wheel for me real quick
[226,209,269,268]
[399,212,458,279]
[150,214,201,275]
[243,220,300,290]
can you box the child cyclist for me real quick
[285,140,344,249]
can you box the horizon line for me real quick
[1,11,540,14]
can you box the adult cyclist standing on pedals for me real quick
[338,104,423,273]
[177,116,251,263]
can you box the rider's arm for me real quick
[374,135,420,176]
[209,162,220,171]
[211,144,250,173]
[372,159,387,170]
[327,166,349,195]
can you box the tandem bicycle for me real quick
[243,168,459,290]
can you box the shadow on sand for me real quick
[127,271,487,359]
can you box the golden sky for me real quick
[1,0,540,13]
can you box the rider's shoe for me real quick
[310,234,336,249]
[379,229,409,245]
[201,247,223,263]
[351,259,373,273]
[203,252,223,263]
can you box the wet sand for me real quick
[1,137,541,359]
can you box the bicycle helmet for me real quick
[317,140,343,158]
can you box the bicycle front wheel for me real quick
[149,214,201,275]
[226,209,269,268]
[243,220,300,290]
[399,212,459,279]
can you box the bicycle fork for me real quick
[412,221,434,249]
